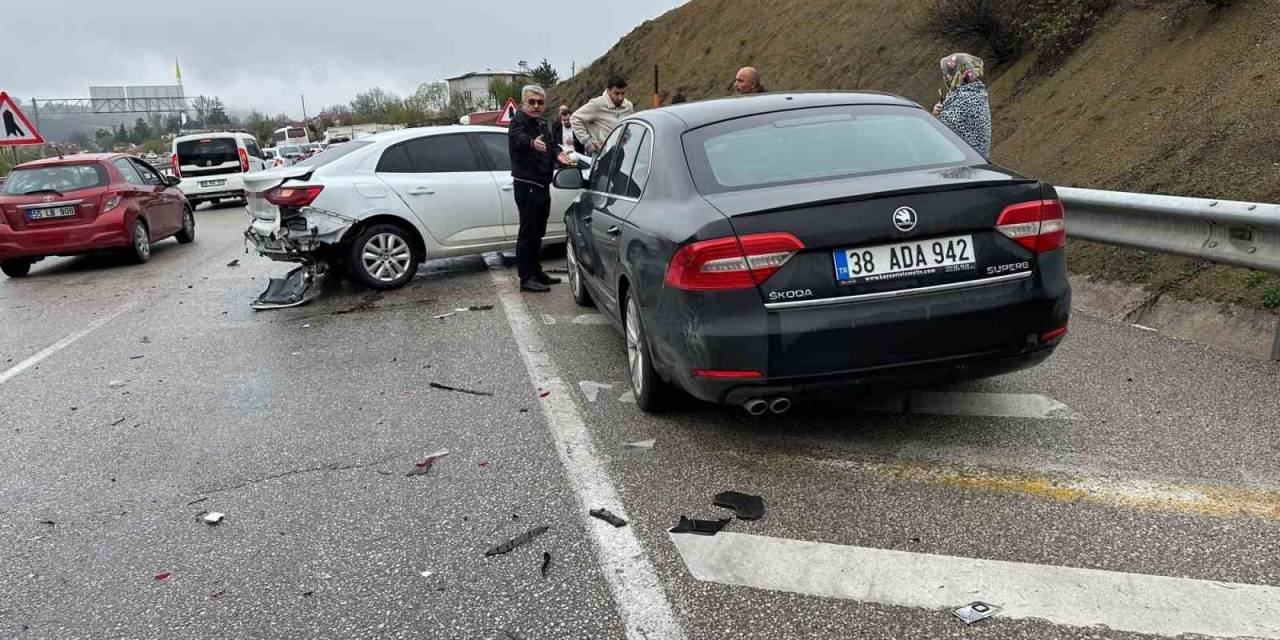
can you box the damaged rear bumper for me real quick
[244,207,356,262]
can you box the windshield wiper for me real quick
[20,188,64,196]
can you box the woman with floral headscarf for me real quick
[932,53,991,160]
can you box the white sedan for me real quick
[243,126,580,290]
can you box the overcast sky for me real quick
[5,0,686,119]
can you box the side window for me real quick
[130,159,164,186]
[245,139,263,159]
[376,144,414,173]
[403,135,482,173]
[587,125,627,193]
[474,133,511,172]
[628,129,654,198]
[609,125,649,198]
[113,158,146,186]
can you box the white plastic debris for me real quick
[107,380,127,389]
[301,323,311,328]
[618,391,636,404]
[624,439,655,449]
[419,571,433,578]
[202,512,225,525]
[433,312,456,320]
[578,381,614,403]
[571,314,609,326]
[1131,324,1157,332]
[952,601,1001,624]
[541,314,557,325]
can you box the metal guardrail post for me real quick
[1273,322,1280,362]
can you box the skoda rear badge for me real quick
[893,206,918,232]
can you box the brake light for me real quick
[665,232,804,290]
[171,153,181,179]
[239,148,250,173]
[1041,325,1069,342]
[263,185,324,207]
[996,199,1066,253]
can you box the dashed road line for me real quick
[856,390,1075,419]
[0,302,137,385]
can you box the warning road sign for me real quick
[0,92,44,146]
[495,97,519,127]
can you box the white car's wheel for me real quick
[348,224,418,290]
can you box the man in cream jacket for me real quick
[570,75,634,154]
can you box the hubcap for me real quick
[626,297,644,396]
[135,224,150,258]
[567,238,581,297]
[184,211,193,234]
[362,232,411,282]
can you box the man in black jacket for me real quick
[508,85,571,293]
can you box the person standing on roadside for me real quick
[570,75,633,154]
[932,53,992,160]
[733,67,766,94]
[509,85,572,293]
[551,103,583,164]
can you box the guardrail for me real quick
[1058,187,1280,359]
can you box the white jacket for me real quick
[570,91,635,149]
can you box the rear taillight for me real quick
[239,148,250,173]
[996,199,1066,253]
[665,232,804,291]
[170,153,181,179]
[1041,325,1069,342]
[691,369,763,379]
[263,185,324,207]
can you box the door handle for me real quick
[407,187,435,196]
[606,225,621,236]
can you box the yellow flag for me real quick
[175,57,182,83]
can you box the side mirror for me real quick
[552,168,584,190]
[165,175,181,187]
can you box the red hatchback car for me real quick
[0,154,194,277]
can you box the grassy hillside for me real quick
[552,0,1280,310]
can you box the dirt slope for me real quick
[552,0,1280,309]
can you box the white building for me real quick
[445,67,529,110]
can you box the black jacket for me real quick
[551,119,585,155]
[508,110,559,186]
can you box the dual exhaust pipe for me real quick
[743,396,791,416]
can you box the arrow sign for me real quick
[0,92,44,146]
[495,97,519,126]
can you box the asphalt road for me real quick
[1,204,1277,639]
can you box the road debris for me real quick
[572,314,609,326]
[952,601,1001,624]
[618,391,636,404]
[419,570,433,578]
[578,381,614,403]
[540,551,552,578]
[485,525,550,556]
[465,304,495,311]
[670,516,730,536]
[208,589,228,599]
[226,259,240,268]
[623,439,655,449]
[37,520,55,527]
[590,508,628,527]
[187,497,209,506]
[406,450,450,477]
[109,418,126,426]
[429,382,493,397]
[1131,324,1158,332]
[302,591,314,598]
[107,380,127,389]
[154,572,172,582]
[541,314,557,325]
[128,355,144,360]
[538,389,551,398]
[478,460,489,468]
[140,336,151,344]
[433,312,457,320]
[199,511,226,526]
[713,491,765,520]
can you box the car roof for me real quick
[174,132,251,142]
[362,125,507,145]
[640,91,921,129]
[18,153,121,168]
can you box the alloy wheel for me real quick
[361,233,412,283]
[135,224,150,259]
[567,238,581,298]
[626,296,644,397]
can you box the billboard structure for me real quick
[89,85,187,113]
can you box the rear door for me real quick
[376,134,504,247]
[177,137,241,181]
[113,158,166,236]
[131,158,183,232]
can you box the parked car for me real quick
[243,126,577,290]
[0,154,194,277]
[552,92,1070,413]
[269,145,307,168]
[171,132,267,208]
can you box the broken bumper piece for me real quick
[244,207,354,263]
[251,263,328,310]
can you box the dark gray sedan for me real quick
[553,92,1070,413]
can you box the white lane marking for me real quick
[490,270,685,640]
[0,302,137,385]
[578,381,614,403]
[572,313,610,325]
[619,390,636,404]
[855,391,1074,419]
[671,531,1280,639]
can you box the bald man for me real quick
[734,67,767,94]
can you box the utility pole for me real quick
[301,95,308,121]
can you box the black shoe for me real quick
[534,272,562,285]
[520,279,551,293]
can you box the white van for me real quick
[171,132,268,208]
[272,126,310,147]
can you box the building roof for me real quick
[445,69,529,81]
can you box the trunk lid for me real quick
[243,166,315,232]
[702,166,1044,306]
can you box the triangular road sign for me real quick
[495,97,519,126]
[0,92,44,146]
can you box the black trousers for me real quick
[513,182,551,282]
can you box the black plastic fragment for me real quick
[669,516,730,536]
[540,551,551,578]
[713,491,765,520]
[485,526,549,556]
[468,305,495,311]
[429,382,493,397]
[590,508,628,527]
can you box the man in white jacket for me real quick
[570,75,634,154]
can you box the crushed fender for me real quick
[485,525,549,556]
[252,263,327,310]
[670,516,730,536]
[713,491,765,520]
[590,508,628,527]
[429,382,493,397]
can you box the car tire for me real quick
[624,291,672,413]
[566,236,593,307]
[175,206,196,244]
[126,218,152,264]
[1,259,32,278]
[347,224,419,290]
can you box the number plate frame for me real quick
[27,206,78,221]
[833,234,977,286]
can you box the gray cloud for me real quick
[5,0,686,118]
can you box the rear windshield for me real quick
[1,164,109,195]
[177,138,239,166]
[295,140,372,168]
[278,145,303,157]
[683,105,976,194]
